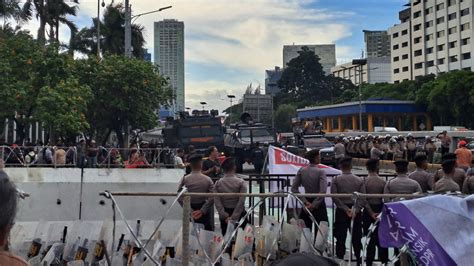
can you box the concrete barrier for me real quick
[352,158,442,173]
[4,167,185,222]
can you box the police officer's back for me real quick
[434,159,460,193]
[433,153,466,189]
[408,154,433,193]
[384,160,422,198]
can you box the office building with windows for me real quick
[331,57,392,85]
[389,0,473,83]
[364,30,391,58]
[154,19,185,113]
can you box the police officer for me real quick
[406,134,417,161]
[408,154,433,193]
[334,137,346,168]
[177,154,214,231]
[331,157,364,263]
[433,158,460,193]
[433,153,466,189]
[202,146,222,180]
[291,149,328,229]
[362,159,388,265]
[213,157,247,234]
[384,160,422,200]
[462,168,474,194]
[370,141,384,160]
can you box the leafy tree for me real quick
[71,3,145,58]
[276,46,357,108]
[0,0,27,23]
[223,102,243,125]
[75,55,172,146]
[273,104,296,133]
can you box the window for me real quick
[438,58,445,64]
[414,11,422,18]
[426,60,435,67]
[402,54,409,59]
[461,23,470,31]
[449,56,458,62]
[461,8,470,16]
[393,32,399,38]
[414,49,423,56]
[415,63,423,69]
[425,7,433,15]
[426,47,434,54]
[448,13,457,21]
[425,20,434,28]
[394,68,400,74]
[394,80,400,84]
[402,66,409,72]
[402,41,408,47]
[437,30,445,38]
[436,3,444,11]
[436,17,445,24]
[448,26,457,35]
[393,44,399,50]
[448,0,456,6]
[462,52,471,60]
[426,33,433,41]
[438,44,445,51]
[414,37,422,44]
[462,37,470,45]
[463,67,471,71]
[449,41,457,48]
[414,24,421,31]
[402,29,408,35]
[394,56,400,62]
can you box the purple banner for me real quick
[379,202,456,266]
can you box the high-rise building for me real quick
[331,57,392,85]
[389,0,474,84]
[154,19,185,113]
[363,30,391,58]
[242,94,273,123]
[264,66,283,96]
[143,48,152,62]
[282,44,336,75]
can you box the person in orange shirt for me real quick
[0,171,28,266]
[455,140,472,171]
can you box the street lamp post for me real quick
[97,0,105,57]
[352,59,367,131]
[227,95,235,123]
[200,102,207,111]
[123,3,172,58]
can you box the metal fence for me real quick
[0,145,179,168]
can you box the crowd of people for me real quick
[333,130,470,164]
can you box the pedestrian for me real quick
[202,146,222,180]
[53,143,66,167]
[370,141,384,160]
[439,131,451,156]
[362,159,388,266]
[291,149,329,229]
[334,137,346,167]
[174,148,186,169]
[384,160,422,201]
[87,140,99,168]
[251,142,265,174]
[330,157,364,264]
[462,168,474,194]
[433,153,466,189]
[213,157,247,234]
[433,158,460,193]
[454,140,471,171]
[177,154,214,231]
[408,154,433,193]
[0,171,28,266]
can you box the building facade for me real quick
[364,30,391,58]
[283,44,336,75]
[389,0,474,83]
[143,48,152,62]
[264,66,283,96]
[154,19,185,113]
[331,57,392,85]
[242,94,273,123]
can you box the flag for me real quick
[379,195,474,265]
[267,145,341,207]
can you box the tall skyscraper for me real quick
[389,0,473,84]
[282,44,336,75]
[154,19,185,113]
[363,30,391,58]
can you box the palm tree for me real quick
[0,0,27,26]
[22,0,78,47]
[71,3,145,58]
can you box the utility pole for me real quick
[352,59,367,131]
[124,0,132,58]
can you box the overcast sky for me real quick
[16,0,406,112]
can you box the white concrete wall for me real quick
[5,168,185,222]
